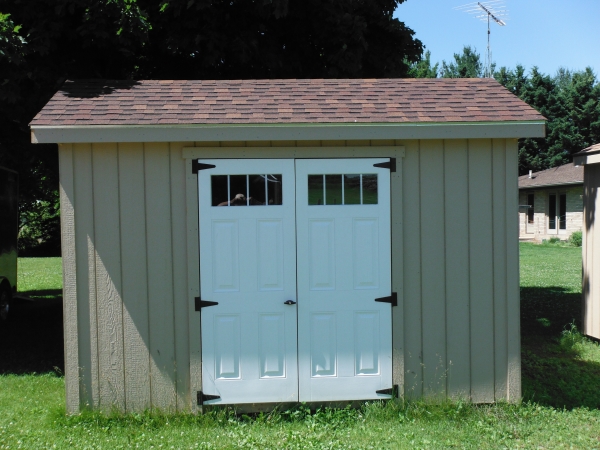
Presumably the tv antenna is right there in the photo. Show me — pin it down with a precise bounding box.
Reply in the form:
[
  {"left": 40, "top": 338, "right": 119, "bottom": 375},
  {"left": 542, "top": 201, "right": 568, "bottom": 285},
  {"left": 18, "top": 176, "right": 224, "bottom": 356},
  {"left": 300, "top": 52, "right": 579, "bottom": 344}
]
[{"left": 455, "top": 1, "right": 508, "bottom": 77}]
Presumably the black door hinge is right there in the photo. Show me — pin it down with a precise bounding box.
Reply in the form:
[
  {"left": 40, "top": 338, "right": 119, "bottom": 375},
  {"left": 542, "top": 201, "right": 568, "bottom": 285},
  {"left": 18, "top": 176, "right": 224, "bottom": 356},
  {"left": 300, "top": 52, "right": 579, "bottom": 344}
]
[
  {"left": 195, "top": 297, "right": 218, "bottom": 311},
  {"left": 197, "top": 391, "right": 221, "bottom": 404},
  {"left": 375, "top": 292, "right": 397, "bottom": 307},
  {"left": 192, "top": 161, "right": 216, "bottom": 174},
  {"left": 373, "top": 158, "right": 396, "bottom": 172},
  {"left": 376, "top": 385, "right": 398, "bottom": 398}
]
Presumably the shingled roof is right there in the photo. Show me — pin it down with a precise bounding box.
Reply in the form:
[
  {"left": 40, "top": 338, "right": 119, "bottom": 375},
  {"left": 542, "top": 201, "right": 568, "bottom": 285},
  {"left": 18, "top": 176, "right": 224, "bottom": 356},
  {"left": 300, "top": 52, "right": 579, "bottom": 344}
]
[
  {"left": 518, "top": 163, "right": 583, "bottom": 189},
  {"left": 30, "top": 78, "right": 545, "bottom": 127},
  {"left": 574, "top": 143, "right": 600, "bottom": 156}
]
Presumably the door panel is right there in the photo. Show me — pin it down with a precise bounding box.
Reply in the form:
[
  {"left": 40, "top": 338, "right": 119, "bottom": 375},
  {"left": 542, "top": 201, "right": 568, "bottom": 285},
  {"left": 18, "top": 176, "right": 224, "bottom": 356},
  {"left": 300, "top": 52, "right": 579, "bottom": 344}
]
[
  {"left": 296, "top": 159, "right": 393, "bottom": 402},
  {"left": 198, "top": 158, "right": 393, "bottom": 405},
  {"left": 199, "top": 160, "right": 298, "bottom": 405}
]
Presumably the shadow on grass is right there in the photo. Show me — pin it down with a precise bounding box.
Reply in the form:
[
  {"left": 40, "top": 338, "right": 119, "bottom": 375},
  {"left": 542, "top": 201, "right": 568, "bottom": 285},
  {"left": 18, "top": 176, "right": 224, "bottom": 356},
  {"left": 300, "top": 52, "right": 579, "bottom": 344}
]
[
  {"left": 0, "top": 291, "right": 64, "bottom": 375},
  {"left": 520, "top": 286, "right": 600, "bottom": 409}
]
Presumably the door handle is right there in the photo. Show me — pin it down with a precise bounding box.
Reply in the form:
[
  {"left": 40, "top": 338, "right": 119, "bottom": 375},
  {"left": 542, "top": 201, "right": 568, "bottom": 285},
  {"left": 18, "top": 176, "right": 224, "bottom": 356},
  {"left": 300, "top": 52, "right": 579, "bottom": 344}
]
[{"left": 284, "top": 300, "right": 297, "bottom": 305}]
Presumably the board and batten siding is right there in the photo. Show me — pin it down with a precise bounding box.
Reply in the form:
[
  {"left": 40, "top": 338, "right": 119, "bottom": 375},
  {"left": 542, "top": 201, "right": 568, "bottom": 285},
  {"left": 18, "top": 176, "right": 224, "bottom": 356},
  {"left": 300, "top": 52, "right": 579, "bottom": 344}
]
[
  {"left": 583, "top": 164, "right": 600, "bottom": 340},
  {"left": 59, "top": 138, "right": 520, "bottom": 413}
]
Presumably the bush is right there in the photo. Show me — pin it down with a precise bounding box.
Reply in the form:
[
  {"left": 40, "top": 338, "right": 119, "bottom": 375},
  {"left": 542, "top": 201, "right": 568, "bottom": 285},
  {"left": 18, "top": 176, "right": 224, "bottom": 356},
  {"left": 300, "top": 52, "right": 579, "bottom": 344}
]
[{"left": 569, "top": 230, "right": 582, "bottom": 247}]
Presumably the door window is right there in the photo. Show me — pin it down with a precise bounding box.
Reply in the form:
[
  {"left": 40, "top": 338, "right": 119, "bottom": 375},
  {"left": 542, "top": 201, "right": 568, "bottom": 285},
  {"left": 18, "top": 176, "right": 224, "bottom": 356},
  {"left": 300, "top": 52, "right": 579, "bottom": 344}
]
[
  {"left": 211, "top": 174, "right": 283, "bottom": 206},
  {"left": 307, "top": 174, "right": 378, "bottom": 205}
]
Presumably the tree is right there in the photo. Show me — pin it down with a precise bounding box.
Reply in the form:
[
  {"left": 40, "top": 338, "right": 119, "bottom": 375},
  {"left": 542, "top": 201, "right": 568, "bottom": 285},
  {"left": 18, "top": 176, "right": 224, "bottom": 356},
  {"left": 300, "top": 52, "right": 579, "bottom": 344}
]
[
  {"left": 495, "top": 65, "right": 600, "bottom": 174},
  {"left": 407, "top": 50, "right": 438, "bottom": 78},
  {"left": 440, "top": 45, "right": 484, "bottom": 78},
  {"left": 0, "top": 0, "right": 424, "bottom": 255}
]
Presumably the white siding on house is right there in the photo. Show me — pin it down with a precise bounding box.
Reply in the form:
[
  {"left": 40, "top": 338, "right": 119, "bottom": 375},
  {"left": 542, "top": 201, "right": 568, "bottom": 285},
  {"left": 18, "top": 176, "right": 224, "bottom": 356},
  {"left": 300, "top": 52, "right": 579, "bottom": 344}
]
[
  {"left": 60, "top": 138, "right": 521, "bottom": 412},
  {"left": 584, "top": 165, "right": 600, "bottom": 340}
]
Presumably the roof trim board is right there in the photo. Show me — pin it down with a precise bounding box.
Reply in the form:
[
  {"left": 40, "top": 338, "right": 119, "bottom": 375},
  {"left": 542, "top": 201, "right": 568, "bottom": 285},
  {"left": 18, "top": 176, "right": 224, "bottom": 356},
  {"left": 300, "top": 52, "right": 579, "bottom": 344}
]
[{"left": 31, "top": 121, "right": 546, "bottom": 144}]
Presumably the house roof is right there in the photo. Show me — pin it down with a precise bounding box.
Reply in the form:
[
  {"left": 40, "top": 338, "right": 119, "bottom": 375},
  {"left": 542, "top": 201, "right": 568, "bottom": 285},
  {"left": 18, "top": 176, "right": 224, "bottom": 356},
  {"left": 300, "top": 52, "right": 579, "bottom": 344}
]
[
  {"left": 574, "top": 143, "right": 600, "bottom": 156},
  {"left": 31, "top": 78, "right": 545, "bottom": 127},
  {"left": 518, "top": 163, "right": 583, "bottom": 189}
]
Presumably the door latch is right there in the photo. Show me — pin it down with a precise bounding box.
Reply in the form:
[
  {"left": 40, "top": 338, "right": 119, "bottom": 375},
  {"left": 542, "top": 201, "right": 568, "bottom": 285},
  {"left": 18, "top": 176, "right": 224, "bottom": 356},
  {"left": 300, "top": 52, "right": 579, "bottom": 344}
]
[{"left": 284, "top": 300, "right": 297, "bottom": 305}]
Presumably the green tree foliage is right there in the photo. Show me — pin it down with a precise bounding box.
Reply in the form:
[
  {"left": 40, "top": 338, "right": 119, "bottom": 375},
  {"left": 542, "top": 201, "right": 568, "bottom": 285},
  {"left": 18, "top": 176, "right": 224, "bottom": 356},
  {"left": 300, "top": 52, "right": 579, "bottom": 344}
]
[
  {"left": 407, "top": 50, "right": 438, "bottom": 78},
  {"left": 0, "top": 0, "right": 423, "bottom": 255},
  {"left": 440, "top": 45, "right": 484, "bottom": 78},
  {"left": 495, "top": 65, "right": 600, "bottom": 174}
]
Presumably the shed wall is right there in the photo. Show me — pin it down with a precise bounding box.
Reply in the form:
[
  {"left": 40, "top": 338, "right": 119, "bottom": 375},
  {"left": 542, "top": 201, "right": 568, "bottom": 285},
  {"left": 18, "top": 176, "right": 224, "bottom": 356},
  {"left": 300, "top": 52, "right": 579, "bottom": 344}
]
[
  {"left": 583, "top": 165, "right": 600, "bottom": 339},
  {"left": 60, "top": 138, "right": 520, "bottom": 413}
]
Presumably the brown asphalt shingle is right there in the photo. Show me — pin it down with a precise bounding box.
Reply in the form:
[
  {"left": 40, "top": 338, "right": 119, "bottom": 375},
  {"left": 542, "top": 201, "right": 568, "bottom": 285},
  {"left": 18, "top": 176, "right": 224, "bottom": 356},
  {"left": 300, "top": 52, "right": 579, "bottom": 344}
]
[
  {"left": 574, "top": 143, "right": 600, "bottom": 155},
  {"left": 30, "top": 78, "right": 546, "bottom": 127},
  {"left": 518, "top": 163, "right": 583, "bottom": 189}
]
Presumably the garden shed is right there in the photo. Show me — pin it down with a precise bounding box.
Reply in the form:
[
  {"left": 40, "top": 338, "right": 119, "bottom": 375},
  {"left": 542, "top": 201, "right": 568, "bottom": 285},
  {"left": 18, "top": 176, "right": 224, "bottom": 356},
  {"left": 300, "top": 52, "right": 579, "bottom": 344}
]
[
  {"left": 30, "top": 78, "right": 546, "bottom": 414},
  {"left": 573, "top": 143, "right": 600, "bottom": 340}
]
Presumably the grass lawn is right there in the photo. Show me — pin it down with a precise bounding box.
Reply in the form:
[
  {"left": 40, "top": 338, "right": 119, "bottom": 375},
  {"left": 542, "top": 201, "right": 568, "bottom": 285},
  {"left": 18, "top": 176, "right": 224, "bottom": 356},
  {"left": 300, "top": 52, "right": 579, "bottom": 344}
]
[{"left": 1, "top": 249, "right": 600, "bottom": 449}]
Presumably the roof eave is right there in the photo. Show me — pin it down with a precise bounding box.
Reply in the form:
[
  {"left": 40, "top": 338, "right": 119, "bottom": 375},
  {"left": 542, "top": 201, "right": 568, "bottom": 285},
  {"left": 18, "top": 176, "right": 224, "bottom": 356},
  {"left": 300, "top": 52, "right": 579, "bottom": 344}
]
[
  {"left": 31, "top": 121, "right": 546, "bottom": 144},
  {"left": 518, "top": 181, "right": 583, "bottom": 190}
]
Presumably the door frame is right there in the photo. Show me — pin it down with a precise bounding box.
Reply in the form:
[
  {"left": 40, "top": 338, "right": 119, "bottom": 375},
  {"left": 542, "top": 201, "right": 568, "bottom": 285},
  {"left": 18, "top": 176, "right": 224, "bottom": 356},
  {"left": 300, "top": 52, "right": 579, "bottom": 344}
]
[{"left": 183, "top": 145, "right": 405, "bottom": 411}]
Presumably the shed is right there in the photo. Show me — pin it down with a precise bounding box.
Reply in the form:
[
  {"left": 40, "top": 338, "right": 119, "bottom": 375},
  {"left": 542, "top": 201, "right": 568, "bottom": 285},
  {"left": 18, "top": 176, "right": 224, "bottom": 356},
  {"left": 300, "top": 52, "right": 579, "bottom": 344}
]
[
  {"left": 573, "top": 143, "right": 600, "bottom": 340},
  {"left": 518, "top": 163, "right": 583, "bottom": 241},
  {"left": 30, "top": 78, "right": 546, "bottom": 413}
]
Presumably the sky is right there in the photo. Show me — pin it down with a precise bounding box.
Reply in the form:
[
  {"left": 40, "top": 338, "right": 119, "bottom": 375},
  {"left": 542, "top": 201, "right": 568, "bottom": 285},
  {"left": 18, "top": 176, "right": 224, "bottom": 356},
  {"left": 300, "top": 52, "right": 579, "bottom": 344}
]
[{"left": 395, "top": 0, "right": 600, "bottom": 77}]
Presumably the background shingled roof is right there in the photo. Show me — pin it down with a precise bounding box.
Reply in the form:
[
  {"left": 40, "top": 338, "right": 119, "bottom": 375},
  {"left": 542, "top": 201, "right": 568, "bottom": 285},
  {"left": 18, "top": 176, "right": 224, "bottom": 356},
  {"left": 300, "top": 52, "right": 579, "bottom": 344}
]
[
  {"left": 518, "top": 163, "right": 583, "bottom": 189},
  {"left": 31, "top": 78, "right": 546, "bottom": 127}
]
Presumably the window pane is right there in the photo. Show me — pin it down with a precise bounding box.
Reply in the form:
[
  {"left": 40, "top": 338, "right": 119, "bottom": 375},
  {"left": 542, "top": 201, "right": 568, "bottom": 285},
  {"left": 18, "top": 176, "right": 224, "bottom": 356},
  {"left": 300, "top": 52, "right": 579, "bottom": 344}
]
[
  {"left": 527, "top": 193, "right": 534, "bottom": 224},
  {"left": 248, "top": 174, "right": 267, "bottom": 205},
  {"left": 211, "top": 175, "right": 229, "bottom": 206},
  {"left": 325, "top": 174, "right": 343, "bottom": 205},
  {"left": 308, "top": 175, "right": 324, "bottom": 205},
  {"left": 549, "top": 194, "right": 556, "bottom": 229},
  {"left": 344, "top": 174, "right": 361, "bottom": 204},
  {"left": 559, "top": 193, "right": 566, "bottom": 230},
  {"left": 267, "top": 174, "right": 283, "bottom": 205},
  {"left": 362, "top": 174, "right": 378, "bottom": 204},
  {"left": 228, "top": 175, "right": 248, "bottom": 205}
]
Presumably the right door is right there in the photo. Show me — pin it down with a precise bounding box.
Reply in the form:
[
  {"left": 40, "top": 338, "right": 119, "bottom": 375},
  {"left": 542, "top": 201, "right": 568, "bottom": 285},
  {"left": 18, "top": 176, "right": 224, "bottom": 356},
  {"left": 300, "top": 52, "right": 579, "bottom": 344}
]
[{"left": 295, "top": 159, "right": 393, "bottom": 402}]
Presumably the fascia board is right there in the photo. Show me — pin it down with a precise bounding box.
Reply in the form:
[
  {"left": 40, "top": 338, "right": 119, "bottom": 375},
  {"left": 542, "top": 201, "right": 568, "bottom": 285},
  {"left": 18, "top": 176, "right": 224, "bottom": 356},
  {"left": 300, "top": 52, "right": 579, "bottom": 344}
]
[
  {"left": 574, "top": 153, "right": 600, "bottom": 166},
  {"left": 518, "top": 181, "right": 583, "bottom": 190},
  {"left": 31, "top": 121, "right": 546, "bottom": 144}
]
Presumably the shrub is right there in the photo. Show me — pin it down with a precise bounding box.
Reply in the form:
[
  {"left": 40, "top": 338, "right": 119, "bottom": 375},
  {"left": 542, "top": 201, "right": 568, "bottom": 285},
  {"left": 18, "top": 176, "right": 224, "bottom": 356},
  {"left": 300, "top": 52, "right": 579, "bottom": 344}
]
[{"left": 568, "top": 230, "right": 582, "bottom": 247}]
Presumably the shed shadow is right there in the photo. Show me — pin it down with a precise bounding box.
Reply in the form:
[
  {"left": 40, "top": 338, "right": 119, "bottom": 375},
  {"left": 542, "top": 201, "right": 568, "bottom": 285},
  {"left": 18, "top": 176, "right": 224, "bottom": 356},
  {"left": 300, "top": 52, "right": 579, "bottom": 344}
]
[
  {"left": 60, "top": 79, "right": 141, "bottom": 98},
  {"left": 520, "top": 285, "right": 600, "bottom": 410},
  {"left": 0, "top": 294, "right": 64, "bottom": 375}
]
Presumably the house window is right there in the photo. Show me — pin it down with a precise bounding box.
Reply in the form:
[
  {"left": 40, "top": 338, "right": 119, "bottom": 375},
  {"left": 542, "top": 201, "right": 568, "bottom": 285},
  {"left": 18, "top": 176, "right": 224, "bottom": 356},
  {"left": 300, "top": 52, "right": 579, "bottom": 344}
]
[
  {"left": 548, "top": 192, "right": 567, "bottom": 230},
  {"left": 211, "top": 174, "right": 283, "bottom": 206},
  {"left": 307, "top": 174, "right": 378, "bottom": 205},
  {"left": 527, "top": 193, "right": 534, "bottom": 224}
]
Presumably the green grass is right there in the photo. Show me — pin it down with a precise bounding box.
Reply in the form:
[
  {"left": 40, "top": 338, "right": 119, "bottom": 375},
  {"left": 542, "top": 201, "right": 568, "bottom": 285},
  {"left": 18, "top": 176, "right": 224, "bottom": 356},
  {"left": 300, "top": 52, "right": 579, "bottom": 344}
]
[
  {"left": 2, "top": 249, "right": 600, "bottom": 448},
  {"left": 17, "top": 257, "right": 62, "bottom": 299}
]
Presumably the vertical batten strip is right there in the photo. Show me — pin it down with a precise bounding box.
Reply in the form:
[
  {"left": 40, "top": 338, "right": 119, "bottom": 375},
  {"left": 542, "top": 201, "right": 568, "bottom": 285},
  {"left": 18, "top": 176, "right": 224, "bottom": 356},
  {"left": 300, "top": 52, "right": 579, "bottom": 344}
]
[
  {"left": 468, "top": 139, "right": 495, "bottom": 403},
  {"left": 419, "top": 140, "right": 447, "bottom": 397},
  {"left": 505, "top": 139, "right": 521, "bottom": 401},
  {"left": 186, "top": 157, "right": 202, "bottom": 413},
  {"left": 118, "top": 142, "right": 151, "bottom": 412},
  {"left": 444, "top": 139, "right": 471, "bottom": 399},
  {"left": 170, "top": 143, "right": 192, "bottom": 411},
  {"left": 492, "top": 139, "right": 509, "bottom": 400},
  {"left": 92, "top": 143, "right": 126, "bottom": 410},
  {"left": 59, "top": 144, "right": 80, "bottom": 413},
  {"left": 144, "top": 142, "right": 177, "bottom": 412},
  {"left": 403, "top": 141, "right": 423, "bottom": 397},
  {"left": 73, "top": 144, "right": 99, "bottom": 408},
  {"left": 391, "top": 143, "right": 405, "bottom": 396}
]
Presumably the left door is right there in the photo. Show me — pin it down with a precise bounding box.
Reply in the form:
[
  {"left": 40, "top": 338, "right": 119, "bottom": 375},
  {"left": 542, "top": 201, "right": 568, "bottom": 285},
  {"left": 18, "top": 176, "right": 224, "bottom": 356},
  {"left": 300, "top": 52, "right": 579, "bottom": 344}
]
[{"left": 198, "top": 159, "right": 298, "bottom": 405}]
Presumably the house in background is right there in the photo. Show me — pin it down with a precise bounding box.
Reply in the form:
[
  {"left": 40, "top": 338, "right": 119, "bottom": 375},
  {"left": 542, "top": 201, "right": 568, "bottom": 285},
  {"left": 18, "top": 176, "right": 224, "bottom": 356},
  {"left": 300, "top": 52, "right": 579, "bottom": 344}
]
[{"left": 518, "top": 163, "right": 583, "bottom": 241}]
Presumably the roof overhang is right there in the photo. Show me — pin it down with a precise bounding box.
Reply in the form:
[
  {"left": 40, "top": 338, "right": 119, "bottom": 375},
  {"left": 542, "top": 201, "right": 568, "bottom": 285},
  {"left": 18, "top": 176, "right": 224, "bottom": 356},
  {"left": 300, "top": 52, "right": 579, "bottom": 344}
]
[
  {"left": 573, "top": 151, "right": 600, "bottom": 166},
  {"left": 31, "top": 121, "right": 546, "bottom": 144},
  {"left": 518, "top": 181, "right": 583, "bottom": 190}
]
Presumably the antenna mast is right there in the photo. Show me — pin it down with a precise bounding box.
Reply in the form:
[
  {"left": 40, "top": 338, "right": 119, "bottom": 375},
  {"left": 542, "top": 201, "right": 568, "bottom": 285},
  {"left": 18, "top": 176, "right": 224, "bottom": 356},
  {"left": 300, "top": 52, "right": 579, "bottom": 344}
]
[{"left": 455, "top": 1, "right": 508, "bottom": 77}]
